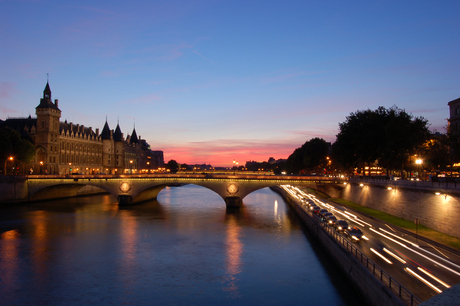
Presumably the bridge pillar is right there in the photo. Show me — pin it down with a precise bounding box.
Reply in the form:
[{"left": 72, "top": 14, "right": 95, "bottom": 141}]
[
  {"left": 225, "top": 196, "right": 242, "bottom": 208},
  {"left": 117, "top": 195, "right": 133, "bottom": 205}
]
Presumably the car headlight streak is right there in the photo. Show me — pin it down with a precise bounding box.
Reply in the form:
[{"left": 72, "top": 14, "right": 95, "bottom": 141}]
[{"left": 369, "top": 228, "right": 460, "bottom": 277}]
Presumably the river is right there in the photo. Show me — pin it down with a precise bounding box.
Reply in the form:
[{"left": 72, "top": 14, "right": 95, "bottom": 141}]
[{"left": 0, "top": 185, "right": 367, "bottom": 305}]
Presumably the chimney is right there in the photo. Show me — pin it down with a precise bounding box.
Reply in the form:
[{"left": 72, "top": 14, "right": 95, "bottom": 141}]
[
  {"left": 54, "top": 99, "right": 58, "bottom": 108},
  {"left": 96, "top": 128, "right": 99, "bottom": 136}
]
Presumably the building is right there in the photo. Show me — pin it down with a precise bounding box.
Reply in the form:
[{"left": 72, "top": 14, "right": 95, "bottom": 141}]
[
  {"left": 1, "top": 82, "right": 164, "bottom": 175},
  {"left": 448, "top": 97, "right": 460, "bottom": 134}
]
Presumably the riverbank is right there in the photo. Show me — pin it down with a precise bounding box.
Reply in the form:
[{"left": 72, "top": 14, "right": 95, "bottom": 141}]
[
  {"left": 271, "top": 186, "right": 410, "bottom": 306},
  {"left": 305, "top": 187, "right": 460, "bottom": 252}
]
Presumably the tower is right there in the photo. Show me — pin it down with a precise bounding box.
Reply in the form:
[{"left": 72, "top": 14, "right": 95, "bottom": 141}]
[
  {"left": 113, "top": 122, "right": 125, "bottom": 173},
  {"left": 35, "top": 81, "right": 61, "bottom": 174}
]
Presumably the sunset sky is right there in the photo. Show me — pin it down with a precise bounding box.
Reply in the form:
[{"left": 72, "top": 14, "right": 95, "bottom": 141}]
[{"left": 1, "top": 1, "right": 459, "bottom": 167}]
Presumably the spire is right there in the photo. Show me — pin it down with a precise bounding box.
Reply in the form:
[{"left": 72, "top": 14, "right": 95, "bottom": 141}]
[
  {"left": 130, "top": 127, "right": 139, "bottom": 144},
  {"left": 100, "top": 120, "right": 111, "bottom": 140},
  {"left": 36, "top": 80, "right": 59, "bottom": 110},
  {"left": 43, "top": 81, "right": 51, "bottom": 99},
  {"left": 113, "top": 122, "right": 123, "bottom": 142}
]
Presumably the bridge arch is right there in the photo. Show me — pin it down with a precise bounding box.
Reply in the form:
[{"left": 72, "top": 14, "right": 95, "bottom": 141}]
[
  {"left": 30, "top": 183, "right": 110, "bottom": 202},
  {"left": 25, "top": 174, "right": 347, "bottom": 207}
]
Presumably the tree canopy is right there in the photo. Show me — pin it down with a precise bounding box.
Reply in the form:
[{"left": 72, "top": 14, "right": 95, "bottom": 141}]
[
  {"left": 331, "top": 106, "right": 430, "bottom": 175},
  {"left": 0, "top": 127, "right": 36, "bottom": 174},
  {"left": 166, "top": 159, "right": 179, "bottom": 173},
  {"left": 286, "top": 137, "right": 329, "bottom": 174}
]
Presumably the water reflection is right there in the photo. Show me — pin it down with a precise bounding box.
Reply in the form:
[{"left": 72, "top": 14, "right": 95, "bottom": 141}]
[
  {"left": 118, "top": 209, "right": 139, "bottom": 292},
  {"left": 223, "top": 213, "right": 243, "bottom": 296},
  {"left": 0, "top": 186, "right": 366, "bottom": 305},
  {"left": 0, "top": 229, "right": 20, "bottom": 295}
]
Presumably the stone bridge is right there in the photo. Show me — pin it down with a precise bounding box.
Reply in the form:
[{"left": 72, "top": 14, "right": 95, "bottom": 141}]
[{"left": 26, "top": 174, "right": 347, "bottom": 207}]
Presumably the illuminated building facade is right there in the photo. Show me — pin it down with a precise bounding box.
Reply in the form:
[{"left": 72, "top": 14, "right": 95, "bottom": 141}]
[{"left": 1, "top": 82, "right": 163, "bottom": 174}]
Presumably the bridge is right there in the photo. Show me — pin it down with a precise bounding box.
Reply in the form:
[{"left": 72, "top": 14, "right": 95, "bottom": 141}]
[{"left": 26, "top": 174, "right": 347, "bottom": 207}]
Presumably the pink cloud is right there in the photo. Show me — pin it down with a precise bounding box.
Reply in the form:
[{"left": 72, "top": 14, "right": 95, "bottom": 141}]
[
  {"left": 0, "top": 82, "right": 17, "bottom": 99},
  {"left": 0, "top": 106, "right": 20, "bottom": 117}
]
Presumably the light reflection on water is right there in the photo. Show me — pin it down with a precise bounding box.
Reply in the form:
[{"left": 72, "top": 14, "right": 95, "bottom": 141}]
[{"left": 0, "top": 185, "right": 366, "bottom": 305}]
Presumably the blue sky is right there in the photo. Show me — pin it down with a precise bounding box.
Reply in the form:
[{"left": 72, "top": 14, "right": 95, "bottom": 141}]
[{"left": 1, "top": 0, "right": 459, "bottom": 166}]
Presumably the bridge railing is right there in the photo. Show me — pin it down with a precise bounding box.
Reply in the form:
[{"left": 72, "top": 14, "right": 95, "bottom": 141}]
[
  {"left": 23, "top": 173, "right": 347, "bottom": 182},
  {"left": 349, "top": 176, "right": 460, "bottom": 192},
  {"left": 296, "top": 198, "right": 422, "bottom": 306}
]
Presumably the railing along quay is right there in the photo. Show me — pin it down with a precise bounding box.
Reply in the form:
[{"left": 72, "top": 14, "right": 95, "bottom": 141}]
[
  {"left": 349, "top": 176, "right": 460, "bottom": 192},
  {"left": 293, "top": 195, "right": 422, "bottom": 306}
]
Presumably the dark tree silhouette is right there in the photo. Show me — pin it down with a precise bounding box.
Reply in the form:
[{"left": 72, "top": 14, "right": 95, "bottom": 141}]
[
  {"left": 332, "top": 106, "right": 430, "bottom": 176},
  {"left": 0, "top": 127, "right": 36, "bottom": 174}
]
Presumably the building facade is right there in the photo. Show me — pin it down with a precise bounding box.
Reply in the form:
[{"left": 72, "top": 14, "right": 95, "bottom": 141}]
[
  {"left": 448, "top": 97, "right": 460, "bottom": 134},
  {"left": 1, "top": 82, "right": 164, "bottom": 175}
]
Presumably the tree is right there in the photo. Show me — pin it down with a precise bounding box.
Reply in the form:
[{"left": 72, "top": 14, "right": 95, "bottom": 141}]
[
  {"left": 0, "top": 127, "right": 36, "bottom": 174},
  {"left": 287, "top": 138, "right": 329, "bottom": 174},
  {"left": 420, "top": 134, "right": 449, "bottom": 173},
  {"left": 332, "top": 106, "right": 430, "bottom": 176},
  {"left": 166, "top": 159, "right": 179, "bottom": 173}
]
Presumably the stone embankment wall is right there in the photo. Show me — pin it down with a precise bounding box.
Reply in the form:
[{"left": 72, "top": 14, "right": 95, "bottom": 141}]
[
  {"left": 316, "top": 183, "right": 460, "bottom": 239},
  {"left": 0, "top": 177, "right": 107, "bottom": 205},
  {"left": 272, "top": 186, "right": 405, "bottom": 306}
]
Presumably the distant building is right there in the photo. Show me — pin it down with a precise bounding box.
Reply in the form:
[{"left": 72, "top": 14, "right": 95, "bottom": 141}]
[
  {"left": 448, "top": 97, "right": 460, "bottom": 134},
  {"left": 1, "top": 81, "right": 164, "bottom": 175}
]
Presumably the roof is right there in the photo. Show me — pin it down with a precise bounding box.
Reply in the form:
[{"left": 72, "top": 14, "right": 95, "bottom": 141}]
[
  {"left": 60, "top": 121, "right": 98, "bottom": 138},
  {"left": 448, "top": 97, "right": 460, "bottom": 106},
  {"left": 130, "top": 128, "right": 139, "bottom": 143},
  {"left": 113, "top": 124, "right": 123, "bottom": 142},
  {"left": 36, "top": 82, "right": 60, "bottom": 111},
  {"left": 100, "top": 121, "right": 111, "bottom": 140}
]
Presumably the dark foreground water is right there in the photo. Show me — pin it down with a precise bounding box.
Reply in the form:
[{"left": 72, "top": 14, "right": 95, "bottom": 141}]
[{"left": 0, "top": 185, "right": 366, "bottom": 305}]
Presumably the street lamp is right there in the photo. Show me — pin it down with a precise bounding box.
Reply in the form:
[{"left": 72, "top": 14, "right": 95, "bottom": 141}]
[
  {"left": 233, "top": 160, "right": 238, "bottom": 174},
  {"left": 4, "top": 156, "right": 14, "bottom": 175},
  {"left": 39, "top": 160, "right": 43, "bottom": 174},
  {"left": 416, "top": 158, "right": 423, "bottom": 180}
]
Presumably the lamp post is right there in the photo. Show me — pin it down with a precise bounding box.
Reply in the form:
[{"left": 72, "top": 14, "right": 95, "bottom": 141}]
[
  {"left": 4, "top": 156, "right": 14, "bottom": 176},
  {"left": 40, "top": 161, "right": 44, "bottom": 175},
  {"left": 233, "top": 160, "right": 238, "bottom": 174},
  {"left": 416, "top": 158, "right": 423, "bottom": 180},
  {"left": 130, "top": 160, "right": 133, "bottom": 174}
]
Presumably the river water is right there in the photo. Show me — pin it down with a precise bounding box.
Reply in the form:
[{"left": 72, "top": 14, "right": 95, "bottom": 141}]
[{"left": 0, "top": 185, "right": 366, "bottom": 305}]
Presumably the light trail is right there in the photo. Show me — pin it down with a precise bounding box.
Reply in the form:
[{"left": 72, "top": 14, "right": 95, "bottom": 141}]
[
  {"left": 427, "top": 243, "right": 450, "bottom": 259},
  {"left": 417, "top": 267, "right": 451, "bottom": 288},
  {"left": 379, "top": 228, "right": 419, "bottom": 247},
  {"left": 385, "top": 224, "right": 396, "bottom": 233},
  {"left": 405, "top": 268, "right": 442, "bottom": 293},
  {"left": 343, "top": 211, "right": 372, "bottom": 227},
  {"left": 369, "top": 228, "right": 460, "bottom": 277},
  {"left": 383, "top": 248, "right": 406, "bottom": 264},
  {"left": 370, "top": 248, "right": 392, "bottom": 264}
]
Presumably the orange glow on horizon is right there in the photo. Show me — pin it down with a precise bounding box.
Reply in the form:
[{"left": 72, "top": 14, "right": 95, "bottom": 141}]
[{"left": 161, "top": 144, "right": 293, "bottom": 167}]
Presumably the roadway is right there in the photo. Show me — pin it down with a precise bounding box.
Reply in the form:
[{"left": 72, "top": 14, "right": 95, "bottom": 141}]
[{"left": 282, "top": 185, "right": 460, "bottom": 303}]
